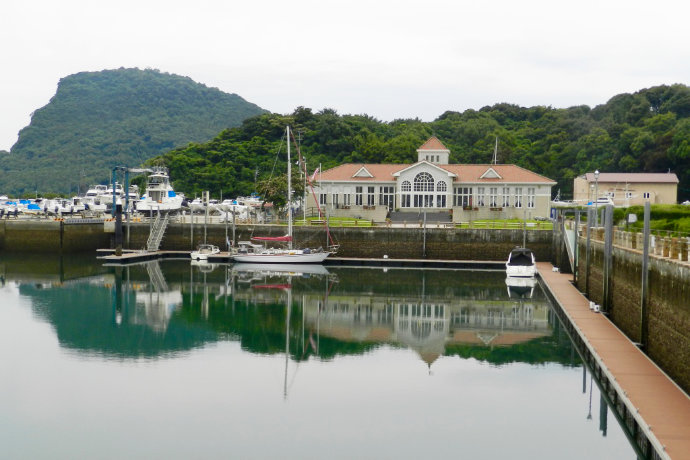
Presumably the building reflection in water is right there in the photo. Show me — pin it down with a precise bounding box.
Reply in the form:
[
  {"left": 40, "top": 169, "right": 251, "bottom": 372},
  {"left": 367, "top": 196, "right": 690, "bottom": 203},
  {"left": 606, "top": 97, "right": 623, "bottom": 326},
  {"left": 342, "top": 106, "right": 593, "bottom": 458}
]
[{"left": 233, "top": 267, "right": 551, "bottom": 368}]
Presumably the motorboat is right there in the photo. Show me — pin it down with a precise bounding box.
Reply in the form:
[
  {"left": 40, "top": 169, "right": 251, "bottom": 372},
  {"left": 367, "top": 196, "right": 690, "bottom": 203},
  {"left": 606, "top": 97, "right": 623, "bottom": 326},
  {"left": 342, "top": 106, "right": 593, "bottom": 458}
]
[
  {"left": 136, "top": 167, "right": 184, "bottom": 214},
  {"left": 190, "top": 244, "right": 220, "bottom": 261},
  {"left": 232, "top": 126, "right": 335, "bottom": 264},
  {"left": 506, "top": 247, "right": 536, "bottom": 277}
]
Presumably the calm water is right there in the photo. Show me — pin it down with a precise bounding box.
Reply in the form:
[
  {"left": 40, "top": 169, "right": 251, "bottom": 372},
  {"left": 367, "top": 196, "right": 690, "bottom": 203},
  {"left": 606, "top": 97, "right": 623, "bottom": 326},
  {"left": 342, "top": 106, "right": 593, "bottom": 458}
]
[{"left": 0, "top": 255, "right": 636, "bottom": 459}]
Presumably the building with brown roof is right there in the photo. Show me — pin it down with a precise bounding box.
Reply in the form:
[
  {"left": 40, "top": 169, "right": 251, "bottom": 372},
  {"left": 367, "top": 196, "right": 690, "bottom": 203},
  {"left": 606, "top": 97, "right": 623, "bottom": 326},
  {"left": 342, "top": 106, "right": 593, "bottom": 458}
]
[
  {"left": 309, "top": 137, "right": 556, "bottom": 222},
  {"left": 573, "top": 172, "right": 679, "bottom": 206}
]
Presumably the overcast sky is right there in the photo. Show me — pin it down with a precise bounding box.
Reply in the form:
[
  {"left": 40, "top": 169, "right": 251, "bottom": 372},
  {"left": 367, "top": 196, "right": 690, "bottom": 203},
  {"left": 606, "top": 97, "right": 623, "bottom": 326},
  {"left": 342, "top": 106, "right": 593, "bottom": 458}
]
[{"left": 2, "top": 0, "right": 689, "bottom": 151}]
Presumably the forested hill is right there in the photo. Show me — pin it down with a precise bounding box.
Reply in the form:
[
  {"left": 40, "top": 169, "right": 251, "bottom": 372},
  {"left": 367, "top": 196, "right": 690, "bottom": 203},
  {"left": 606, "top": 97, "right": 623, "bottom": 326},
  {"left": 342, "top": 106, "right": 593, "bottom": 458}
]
[
  {"left": 154, "top": 84, "right": 690, "bottom": 201},
  {"left": 0, "top": 68, "right": 266, "bottom": 195}
]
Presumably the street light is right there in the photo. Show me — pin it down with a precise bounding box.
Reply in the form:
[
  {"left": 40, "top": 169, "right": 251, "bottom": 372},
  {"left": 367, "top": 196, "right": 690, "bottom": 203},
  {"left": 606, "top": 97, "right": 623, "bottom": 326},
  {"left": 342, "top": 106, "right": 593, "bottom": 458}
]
[{"left": 594, "top": 170, "right": 600, "bottom": 227}]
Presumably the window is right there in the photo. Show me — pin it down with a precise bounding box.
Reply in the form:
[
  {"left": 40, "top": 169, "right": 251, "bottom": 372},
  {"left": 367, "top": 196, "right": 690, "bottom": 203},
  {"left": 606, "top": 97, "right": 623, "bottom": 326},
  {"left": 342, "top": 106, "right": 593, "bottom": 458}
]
[
  {"left": 343, "top": 193, "right": 351, "bottom": 206},
  {"left": 319, "top": 193, "right": 327, "bottom": 205},
  {"left": 436, "top": 181, "right": 447, "bottom": 192},
  {"left": 332, "top": 193, "right": 339, "bottom": 207},
  {"left": 454, "top": 187, "right": 473, "bottom": 207},
  {"left": 477, "top": 187, "right": 485, "bottom": 207},
  {"left": 527, "top": 187, "right": 535, "bottom": 208},
  {"left": 514, "top": 187, "right": 523, "bottom": 208},
  {"left": 625, "top": 191, "right": 633, "bottom": 199},
  {"left": 643, "top": 192, "right": 650, "bottom": 199},
  {"left": 607, "top": 191, "right": 615, "bottom": 198},
  {"left": 436, "top": 194, "right": 446, "bottom": 207},
  {"left": 401, "top": 181, "right": 411, "bottom": 192},
  {"left": 367, "top": 186, "right": 375, "bottom": 206},
  {"left": 355, "top": 186, "right": 363, "bottom": 206},
  {"left": 379, "top": 186, "right": 394, "bottom": 210},
  {"left": 502, "top": 187, "right": 510, "bottom": 207},
  {"left": 489, "top": 187, "right": 498, "bottom": 207},
  {"left": 414, "top": 172, "right": 434, "bottom": 191}
]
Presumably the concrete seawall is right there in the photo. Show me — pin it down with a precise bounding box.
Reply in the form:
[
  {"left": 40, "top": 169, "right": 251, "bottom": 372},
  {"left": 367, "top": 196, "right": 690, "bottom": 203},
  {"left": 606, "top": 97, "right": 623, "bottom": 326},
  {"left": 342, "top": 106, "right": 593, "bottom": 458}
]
[{"left": 0, "top": 220, "right": 552, "bottom": 260}]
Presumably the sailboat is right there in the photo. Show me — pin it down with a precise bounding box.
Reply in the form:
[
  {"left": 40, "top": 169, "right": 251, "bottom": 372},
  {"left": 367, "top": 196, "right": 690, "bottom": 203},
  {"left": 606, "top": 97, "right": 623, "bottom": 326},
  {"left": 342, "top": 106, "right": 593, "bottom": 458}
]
[{"left": 232, "top": 126, "right": 334, "bottom": 264}]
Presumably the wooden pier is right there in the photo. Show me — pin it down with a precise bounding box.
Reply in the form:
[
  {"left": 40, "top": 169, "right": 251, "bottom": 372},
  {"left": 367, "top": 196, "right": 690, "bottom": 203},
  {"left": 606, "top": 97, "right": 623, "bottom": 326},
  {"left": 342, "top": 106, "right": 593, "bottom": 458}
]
[{"left": 538, "top": 262, "right": 690, "bottom": 460}]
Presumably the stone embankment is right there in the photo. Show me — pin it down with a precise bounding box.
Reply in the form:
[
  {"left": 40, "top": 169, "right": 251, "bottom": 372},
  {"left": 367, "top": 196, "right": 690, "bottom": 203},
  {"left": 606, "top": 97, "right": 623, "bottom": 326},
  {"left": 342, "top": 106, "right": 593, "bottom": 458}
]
[{"left": 0, "top": 219, "right": 552, "bottom": 261}]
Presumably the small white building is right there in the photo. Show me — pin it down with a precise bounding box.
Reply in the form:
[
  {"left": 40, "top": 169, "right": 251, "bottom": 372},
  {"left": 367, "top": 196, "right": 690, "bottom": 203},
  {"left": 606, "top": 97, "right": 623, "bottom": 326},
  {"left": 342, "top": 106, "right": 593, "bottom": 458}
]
[{"left": 308, "top": 137, "right": 556, "bottom": 222}]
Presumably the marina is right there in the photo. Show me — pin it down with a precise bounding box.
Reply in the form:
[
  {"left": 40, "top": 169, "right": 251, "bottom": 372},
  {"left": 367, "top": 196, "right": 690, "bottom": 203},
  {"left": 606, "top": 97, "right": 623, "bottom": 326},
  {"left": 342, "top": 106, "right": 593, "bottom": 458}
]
[{"left": 1, "top": 201, "right": 689, "bottom": 458}]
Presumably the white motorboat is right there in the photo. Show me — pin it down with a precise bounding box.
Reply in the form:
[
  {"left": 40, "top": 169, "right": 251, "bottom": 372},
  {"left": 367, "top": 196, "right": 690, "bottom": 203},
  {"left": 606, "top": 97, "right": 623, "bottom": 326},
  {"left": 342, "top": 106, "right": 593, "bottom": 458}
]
[
  {"left": 232, "top": 126, "right": 335, "bottom": 264},
  {"left": 506, "top": 247, "right": 537, "bottom": 277},
  {"left": 136, "top": 167, "right": 183, "bottom": 214},
  {"left": 190, "top": 244, "right": 220, "bottom": 261}
]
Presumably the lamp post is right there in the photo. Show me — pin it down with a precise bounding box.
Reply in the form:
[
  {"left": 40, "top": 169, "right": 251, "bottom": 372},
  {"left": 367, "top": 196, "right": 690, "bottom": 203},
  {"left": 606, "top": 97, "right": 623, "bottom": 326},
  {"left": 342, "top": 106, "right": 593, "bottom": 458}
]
[{"left": 594, "top": 170, "right": 600, "bottom": 227}]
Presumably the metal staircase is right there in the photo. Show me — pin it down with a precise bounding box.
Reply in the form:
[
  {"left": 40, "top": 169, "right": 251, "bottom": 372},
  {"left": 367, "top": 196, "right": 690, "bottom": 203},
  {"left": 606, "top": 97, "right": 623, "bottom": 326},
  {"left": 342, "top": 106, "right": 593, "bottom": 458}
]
[{"left": 146, "top": 213, "right": 169, "bottom": 252}]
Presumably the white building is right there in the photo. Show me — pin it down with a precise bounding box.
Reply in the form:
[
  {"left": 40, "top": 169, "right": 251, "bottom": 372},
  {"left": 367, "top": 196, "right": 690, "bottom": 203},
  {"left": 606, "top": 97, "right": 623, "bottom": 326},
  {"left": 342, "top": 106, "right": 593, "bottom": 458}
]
[{"left": 308, "top": 137, "right": 556, "bottom": 222}]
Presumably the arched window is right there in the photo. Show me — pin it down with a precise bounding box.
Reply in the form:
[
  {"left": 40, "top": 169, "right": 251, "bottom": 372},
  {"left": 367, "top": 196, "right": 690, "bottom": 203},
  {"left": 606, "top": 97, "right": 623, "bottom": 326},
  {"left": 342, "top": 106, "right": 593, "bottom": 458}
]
[
  {"left": 436, "top": 181, "right": 447, "bottom": 192},
  {"left": 413, "top": 172, "right": 434, "bottom": 191},
  {"left": 401, "top": 180, "right": 411, "bottom": 192}
]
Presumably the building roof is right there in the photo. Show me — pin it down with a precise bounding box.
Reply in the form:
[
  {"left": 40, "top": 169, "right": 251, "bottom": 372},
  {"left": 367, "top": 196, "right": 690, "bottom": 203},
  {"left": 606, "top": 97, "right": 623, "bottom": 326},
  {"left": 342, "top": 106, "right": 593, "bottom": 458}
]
[
  {"left": 318, "top": 163, "right": 403, "bottom": 182},
  {"left": 582, "top": 172, "right": 679, "bottom": 184},
  {"left": 417, "top": 136, "right": 448, "bottom": 151},
  {"left": 318, "top": 162, "right": 555, "bottom": 184}
]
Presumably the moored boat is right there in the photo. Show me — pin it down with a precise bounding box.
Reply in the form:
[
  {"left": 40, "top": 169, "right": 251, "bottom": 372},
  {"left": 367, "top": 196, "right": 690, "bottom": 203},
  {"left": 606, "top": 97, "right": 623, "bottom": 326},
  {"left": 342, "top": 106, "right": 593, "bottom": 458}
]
[
  {"left": 190, "top": 244, "right": 220, "bottom": 261},
  {"left": 232, "top": 126, "right": 335, "bottom": 264},
  {"left": 506, "top": 247, "right": 536, "bottom": 277},
  {"left": 136, "top": 167, "right": 183, "bottom": 214}
]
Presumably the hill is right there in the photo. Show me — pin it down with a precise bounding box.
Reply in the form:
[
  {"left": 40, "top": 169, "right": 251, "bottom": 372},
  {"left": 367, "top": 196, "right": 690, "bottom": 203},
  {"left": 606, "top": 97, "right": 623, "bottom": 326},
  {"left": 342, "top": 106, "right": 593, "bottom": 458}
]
[
  {"left": 0, "top": 68, "right": 266, "bottom": 195},
  {"left": 152, "top": 84, "right": 690, "bottom": 201}
]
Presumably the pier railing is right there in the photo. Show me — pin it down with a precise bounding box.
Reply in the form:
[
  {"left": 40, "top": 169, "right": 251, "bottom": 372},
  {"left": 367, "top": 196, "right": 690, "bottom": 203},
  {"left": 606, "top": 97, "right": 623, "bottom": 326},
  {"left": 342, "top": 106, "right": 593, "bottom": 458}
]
[{"left": 572, "top": 222, "right": 690, "bottom": 264}]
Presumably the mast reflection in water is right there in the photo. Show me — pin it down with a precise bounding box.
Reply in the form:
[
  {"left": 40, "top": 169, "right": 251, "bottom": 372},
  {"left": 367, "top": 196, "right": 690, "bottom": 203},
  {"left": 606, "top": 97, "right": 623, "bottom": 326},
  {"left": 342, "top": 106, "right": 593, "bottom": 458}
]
[{"left": 0, "top": 257, "right": 636, "bottom": 459}]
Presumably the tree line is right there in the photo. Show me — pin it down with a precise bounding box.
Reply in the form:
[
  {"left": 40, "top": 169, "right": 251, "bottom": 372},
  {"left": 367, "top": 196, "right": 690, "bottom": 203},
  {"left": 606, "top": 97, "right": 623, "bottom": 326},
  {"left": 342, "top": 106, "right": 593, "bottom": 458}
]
[{"left": 153, "top": 84, "right": 690, "bottom": 201}]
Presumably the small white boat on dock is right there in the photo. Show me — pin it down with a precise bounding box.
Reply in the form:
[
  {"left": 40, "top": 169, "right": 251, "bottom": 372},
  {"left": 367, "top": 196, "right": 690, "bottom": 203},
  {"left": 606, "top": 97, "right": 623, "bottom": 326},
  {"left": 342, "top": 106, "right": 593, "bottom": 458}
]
[{"left": 190, "top": 244, "right": 220, "bottom": 261}]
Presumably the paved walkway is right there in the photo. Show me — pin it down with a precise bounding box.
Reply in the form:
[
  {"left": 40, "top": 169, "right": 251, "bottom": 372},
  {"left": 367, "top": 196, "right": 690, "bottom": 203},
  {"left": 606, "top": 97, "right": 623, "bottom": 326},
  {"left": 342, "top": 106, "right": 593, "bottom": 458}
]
[{"left": 537, "top": 262, "right": 690, "bottom": 460}]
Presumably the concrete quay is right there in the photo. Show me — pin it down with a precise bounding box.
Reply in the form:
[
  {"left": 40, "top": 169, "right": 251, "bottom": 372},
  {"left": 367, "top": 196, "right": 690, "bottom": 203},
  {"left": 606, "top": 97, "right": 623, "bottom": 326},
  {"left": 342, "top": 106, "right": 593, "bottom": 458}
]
[{"left": 538, "top": 261, "right": 690, "bottom": 460}]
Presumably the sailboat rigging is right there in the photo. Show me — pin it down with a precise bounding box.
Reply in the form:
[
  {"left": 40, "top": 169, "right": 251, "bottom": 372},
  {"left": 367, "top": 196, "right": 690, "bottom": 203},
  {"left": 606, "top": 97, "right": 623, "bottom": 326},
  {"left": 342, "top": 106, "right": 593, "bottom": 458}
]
[{"left": 232, "top": 126, "right": 336, "bottom": 263}]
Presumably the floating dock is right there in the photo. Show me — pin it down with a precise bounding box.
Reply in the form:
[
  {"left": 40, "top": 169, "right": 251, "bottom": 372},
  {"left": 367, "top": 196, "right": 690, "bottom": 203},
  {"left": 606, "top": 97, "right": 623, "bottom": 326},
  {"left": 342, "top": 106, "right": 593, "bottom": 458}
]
[
  {"left": 538, "top": 261, "right": 690, "bottom": 460},
  {"left": 97, "top": 249, "right": 504, "bottom": 270}
]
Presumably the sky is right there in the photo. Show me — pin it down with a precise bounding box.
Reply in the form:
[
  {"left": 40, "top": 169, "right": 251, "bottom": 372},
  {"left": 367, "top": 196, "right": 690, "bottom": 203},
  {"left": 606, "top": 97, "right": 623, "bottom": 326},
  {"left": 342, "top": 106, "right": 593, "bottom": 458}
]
[{"left": 1, "top": 0, "right": 689, "bottom": 151}]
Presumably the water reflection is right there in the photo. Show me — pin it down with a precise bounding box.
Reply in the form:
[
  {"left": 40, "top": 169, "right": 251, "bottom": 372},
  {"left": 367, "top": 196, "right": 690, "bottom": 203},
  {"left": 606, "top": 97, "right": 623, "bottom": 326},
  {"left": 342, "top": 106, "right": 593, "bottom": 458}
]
[
  {"left": 0, "top": 255, "right": 638, "bottom": 459},
  {"left": 0, "top": 257, "right": 574, "bottom": 368}
]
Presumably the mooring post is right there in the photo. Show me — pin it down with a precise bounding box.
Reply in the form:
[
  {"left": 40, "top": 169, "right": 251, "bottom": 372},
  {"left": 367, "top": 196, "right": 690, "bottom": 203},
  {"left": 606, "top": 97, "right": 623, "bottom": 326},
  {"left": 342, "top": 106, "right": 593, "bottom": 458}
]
[
  {"left": 422, "top": 210, "right": 427, "bottom": 258},
  {"left": 641, "top": 201, "right": 650, "bottom": 349},
  {"left": 585, "top": 207, "right": 592, "bottom": 295},
  {"left": 599, "top": 393, "right": 608, "bottom": 437},
  {"left": 602, "top": 204, "right": 613, "bottom": 312},
  {"left": 574, "top": 210, "right": 581, "bottom": 284},
  {"left": 115, "top": 203, "right": 123, "bottom": 256}
]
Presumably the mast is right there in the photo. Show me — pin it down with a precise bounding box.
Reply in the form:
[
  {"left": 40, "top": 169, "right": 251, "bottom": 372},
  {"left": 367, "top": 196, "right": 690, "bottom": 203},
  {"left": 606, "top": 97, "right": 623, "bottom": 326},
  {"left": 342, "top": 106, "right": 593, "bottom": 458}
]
[
  {"left": 493, "top": 137, "right": 498, "bottom": 165},
  {"left": 287, "top": 126, "right": 293, "bottom": 249}
]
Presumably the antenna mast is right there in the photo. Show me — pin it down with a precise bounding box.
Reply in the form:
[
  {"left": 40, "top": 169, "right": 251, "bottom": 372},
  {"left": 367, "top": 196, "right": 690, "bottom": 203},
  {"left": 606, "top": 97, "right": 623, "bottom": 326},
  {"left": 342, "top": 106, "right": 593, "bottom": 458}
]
[{"left": 493, "top": 137, "right": 498, "bottom": 165}]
